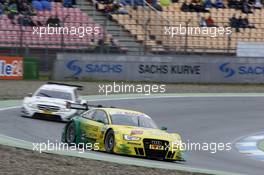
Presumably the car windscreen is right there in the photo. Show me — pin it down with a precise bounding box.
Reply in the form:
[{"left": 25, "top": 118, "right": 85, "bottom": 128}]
[
  {"left": 35, "top": 89, "right": 72, "bottom": 101},
  {"left": 110, "top": 113, "right": 158, "bottom": 129}
]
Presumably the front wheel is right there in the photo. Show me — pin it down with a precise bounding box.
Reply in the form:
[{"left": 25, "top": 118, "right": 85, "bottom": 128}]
[
  {"left": 65, "top": 122, "right": 76, "bottom": 145},
  {"left": 104, "top": 130, "right": 115, "bottom": 153}
]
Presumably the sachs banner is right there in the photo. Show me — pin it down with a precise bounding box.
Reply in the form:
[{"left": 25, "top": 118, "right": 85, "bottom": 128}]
[
  {"left": 0, "top": 56, "right": 23, "bottom": 80},
  {"left": 53, "top": 53, "right": 264, "bottom": 83}
]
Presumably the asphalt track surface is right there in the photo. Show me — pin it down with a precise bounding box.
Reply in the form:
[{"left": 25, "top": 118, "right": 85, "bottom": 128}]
[{"left": 0, "top": 97, "right": 264, "bottom": 175}]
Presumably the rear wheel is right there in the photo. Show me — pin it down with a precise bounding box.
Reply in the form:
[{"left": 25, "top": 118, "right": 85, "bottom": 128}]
[
  {"left": 104, "top": 130, "right": 115, "bottom": 153},
  {"left": 65, "top": 122, "right": 76, "bottom": 145}
]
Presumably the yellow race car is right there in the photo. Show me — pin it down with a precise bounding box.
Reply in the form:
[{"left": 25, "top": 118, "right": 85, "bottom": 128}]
[{"left": 61, "top": 103, "right": 184, "bottom": 161}]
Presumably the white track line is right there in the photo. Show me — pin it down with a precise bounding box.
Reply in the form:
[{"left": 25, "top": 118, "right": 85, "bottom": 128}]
[{"left": 0, "top": 106, "right": 20, "bottom": 111}]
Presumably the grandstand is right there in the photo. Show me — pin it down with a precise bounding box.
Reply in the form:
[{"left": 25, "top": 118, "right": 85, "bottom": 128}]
[
  {"left": 0, "top": 0, "right": 264, "bottom": 64},
  {"left": 0, "top": 2, "right": 105, "bottom": 49},
  {"left": 110, "top": 0, "right": 264, "bottom": 54}
]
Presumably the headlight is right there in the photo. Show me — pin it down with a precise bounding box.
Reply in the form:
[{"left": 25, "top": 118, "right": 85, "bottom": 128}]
[
  {"left": 123, "top": 134, "right": 141, "bottom": 141},
  {"left": 27, "top": 103, "right": 37, "bottom": 109}
]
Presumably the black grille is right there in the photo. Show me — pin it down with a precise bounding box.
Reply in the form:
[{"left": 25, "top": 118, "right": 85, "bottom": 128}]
[
  {"left": 33, "top": 113, "right": 62, "bottom": 121},
  {"left": 167, "top": 151, "right": 175, "bottom": 159},
  {"left": 134, "top": 148, "right": 139, "bottom": 155},
  {"left": 134, "top": 148, "right": 145, "bottom": 156},
  {"left": 37, "top": 104, "right": 60, "bottom": 112},
  {"left": 143, "top": 139, "right": 169, "bottom": 160},
  {"left": 167, "top": 151, "right": 172, "bottom": 158},
  {"left": 138, "top": 148, "right": 144, "bottom": 155}
]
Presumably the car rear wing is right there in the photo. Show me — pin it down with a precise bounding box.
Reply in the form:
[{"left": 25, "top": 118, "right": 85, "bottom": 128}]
[
  {"left": 47, "top": 82, "right": 83, "bottom": 90},
  {"left": 66, "top": 102, "right": 115, "bottom": 110}
]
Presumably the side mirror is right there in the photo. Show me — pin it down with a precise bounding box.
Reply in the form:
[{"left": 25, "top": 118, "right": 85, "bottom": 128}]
[
  {"left": 27, "top": 93, "right": 33, "bottom": 97},
  {"left": 161, "top": 126, "right": 167, "bottom": 131}
]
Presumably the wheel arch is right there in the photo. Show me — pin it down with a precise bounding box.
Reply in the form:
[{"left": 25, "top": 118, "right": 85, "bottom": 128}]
[
  {"left": 62, "top": 118, "right": 82, "bottom": 143},
  {"left": 104, "top": 128, "right": 114, "bottom": 143}
]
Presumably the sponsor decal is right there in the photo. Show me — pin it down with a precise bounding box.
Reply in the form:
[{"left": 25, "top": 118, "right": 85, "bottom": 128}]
[
  {"left": 0, "top": 56, "right": 23, "bottom": 80},
  {"left": 66, "top": 59, "right": 123, "bottom": 77},
  {"left": 131, "top": 130, "right": 144, "bottom": 135},
  {"left": 138, "top": 64, "right": 201, "bottom": 75},
  {"left": 151, "top": 140, "right": 162, "bottom": 145},
  {"left": 127, "top": 142, "right": 141, "bottom": 145},
  {"left": 66, "top": 60, "right": 82, "bottom": 76},
  {"left": 219, "top": 63, "right": 235, "bottom": 78},
  {"left": 219, "top": 62, "right": 264, "bottom": 78}
]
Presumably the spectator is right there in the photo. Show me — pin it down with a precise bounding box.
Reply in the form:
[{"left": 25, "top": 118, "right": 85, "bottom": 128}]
[
  {"left": 119, "top": 4, "right": 129, "bottom": 14},
  {"left": 17, "top": 14, "right": 38, "bottom": 26},
  {"left": 8, "top": 0, "right": 18, "bottom": 13},
  {"left": 189, "top": 0, "right": 208, "bottom": 12},
  {"left": 160, "top": 0, "right": 171, "bottom": 6},
  {"left": 89, "top": 38, "right": 97, "bottom": 50},
  {"left": 32, "top": 0, "right": 43, "bottom": 11},
  {"left": 111, "top": 1, "right": 120, "bottom": 11},
  {"left": 97, "top": 37, "right": 105, "bottom": 46},
  {"left": 17, "top": 0, "right": 24, "bottom": 12},
  {"left": 72, "top": 0, "right": 76, "bottom": 5},
  {"left": 242, "top": 0, "right": 253, "bottom": 13},
  {"left": 97, "top": 35, "right": 108, "bottom": 52},
  {"left": 18, "top": 1, "right": 36, "bottom": 15},
  {"left": 134, "top": 0, "right": 145, "bottom": 5},
  {"left": 237, "top": 15, "right": 244, "bottom": 27},
  {"left": 181, "top": 0, "right": 190, "bottom": 12},
  {"left": 214, "top": 0, "right": 225, "bottom": 8},
  {"left": 199, "top": 16, "right": 207, "bottom": 27},
  {"left": 63, "top": 0, "right": 73, "bottom": 8},
  {"left": 254, "top": 0, "right": 262, "bottom": 8},
  {"left": 240, "top": 16, "right": 255, "bottom": 28},
  {"left": 110, "top": 37, "right": 119, "bottom": 48},
  {"left": 229, "top": 14, "right": 240, "bottom": 32},
  {"left": 46, "top": 14, "right": 61, "bottom": 27},
  {"left": 228, "top": 0, "right": 242, "bottom": 9},
  {"left": 204, "top": 0, "right": 213, "bottom": 10},
  {"left": 0, "top": 3, "right": 3, "bottom": 15},
  {"left": 7, "top": 0, "right": 18, "bottom": 24},
  {"left": 104, "top": 4, "right": 113, "bottom": 13},
  {"left": 109, "top": 37, "right": 121, "bottom": 52},
  {"left": 98, "top": 0, "right": 114, "bottom": 4},
  {"left": 40, "top": 0, "right": 52, "bottom": 11},
  {"left": 206, "top": 15, "right": 218, "bottom": 27},
  {"left": 153, "top": 4, "right": 163, "bottom": 11},
  {"left": 112, "top": 3, "right": 128, "bottom": 14}
]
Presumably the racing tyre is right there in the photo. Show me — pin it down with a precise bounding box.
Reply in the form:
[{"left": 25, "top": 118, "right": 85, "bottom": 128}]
[
  {"left": 65, "top": 122, "right": 76, "bottom": 145},
  {"left": 104, "top": 130, "right": 115, "bottom": 153}
]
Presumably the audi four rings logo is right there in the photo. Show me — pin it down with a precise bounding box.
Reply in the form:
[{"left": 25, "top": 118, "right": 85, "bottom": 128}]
[
  {"left": 219, "top": 63, "right": 236, "bottom": 78},
  {"left": 151, "top": 140, "right": 162, "bottom": 145}
]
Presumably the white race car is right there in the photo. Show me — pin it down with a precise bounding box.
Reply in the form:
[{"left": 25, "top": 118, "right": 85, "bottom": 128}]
[{"left": 21, "top": 82, "right": 84, "bottom": 121}]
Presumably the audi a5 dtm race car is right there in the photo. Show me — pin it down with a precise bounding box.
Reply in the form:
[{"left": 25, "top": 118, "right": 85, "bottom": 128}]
[
  {"left": 21, "top": 82, "right": 85, "bottom": 121},
  {"left": 61, "top": 102, "right": 184, "bottom": 161}
]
